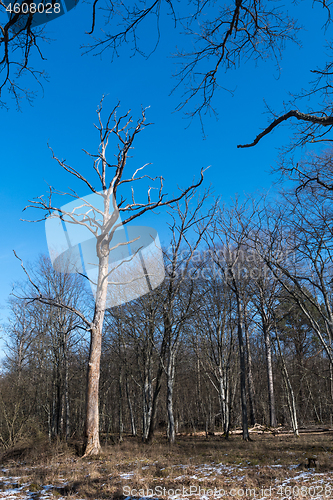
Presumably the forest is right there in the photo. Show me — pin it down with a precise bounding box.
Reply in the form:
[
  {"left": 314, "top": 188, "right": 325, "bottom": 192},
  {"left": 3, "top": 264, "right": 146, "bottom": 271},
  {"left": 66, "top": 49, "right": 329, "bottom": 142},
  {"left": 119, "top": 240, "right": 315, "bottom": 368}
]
[
  {"left": 2, "top": 0, "right": 333, "bottom": 497},
  {"left": 1, "top": 159, "right": 333, "bottom": 452}
]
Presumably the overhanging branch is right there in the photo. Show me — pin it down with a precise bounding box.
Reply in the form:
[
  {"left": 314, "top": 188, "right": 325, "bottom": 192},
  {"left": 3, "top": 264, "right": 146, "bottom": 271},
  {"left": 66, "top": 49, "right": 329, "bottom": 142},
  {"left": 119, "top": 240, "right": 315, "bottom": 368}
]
[{"left": 237, "top": 110, "right": 333, "bottom": 148}]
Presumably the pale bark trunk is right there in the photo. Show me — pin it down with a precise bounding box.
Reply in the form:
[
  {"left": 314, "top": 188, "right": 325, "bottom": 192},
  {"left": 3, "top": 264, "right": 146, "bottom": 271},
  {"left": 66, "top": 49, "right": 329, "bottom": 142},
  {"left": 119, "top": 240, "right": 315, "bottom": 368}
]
[
  {"left": 263, "top": 322, "right": 277, "bottom": 427},
  {"left": 218, "top": 371, "right": 230, "bottom": 437},
  {"left": 238, "top": 320, "right": 249, "bottom": 440},
  {"left": 244, "top": 314, "right": 256, "bottom": 426},
  {"left": 167, "top": 353, "right": 176, "bottom": 444},
  {"left": 283, "top": 367, "right": 299, "bottom": 436},
  {"left": 142, "top": 365, "right": 152, "bottom": 441},
  {"left": 83, "top": 253, "right": 109, "bottom": 456},
  {"left": 275, "top": 330, "right": 298, "bottom": 436},
  {"left": 84, "top": 323, "right": 103, "bottom": 455}
]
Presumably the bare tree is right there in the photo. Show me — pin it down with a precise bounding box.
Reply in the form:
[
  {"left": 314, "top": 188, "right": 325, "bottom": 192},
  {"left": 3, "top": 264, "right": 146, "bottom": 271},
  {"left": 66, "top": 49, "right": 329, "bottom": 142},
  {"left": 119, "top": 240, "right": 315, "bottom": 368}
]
[
  {"left": 191, "top": 263, "right": 236, "bottom": 437},
  {"left": 208, "top": 203, "right": 257, "bottom": 441},
  {"left": 246, "top": 252, "right": 280, "bottom": 428},
  {"left": 18, "top": 99, "right": 205, "bottom": 455},
  {"left": 151, "top": 191, "right": 215, "bottom": 443},
  {"left": 104, "top": 295, "right": 162, "bottom": 442}
]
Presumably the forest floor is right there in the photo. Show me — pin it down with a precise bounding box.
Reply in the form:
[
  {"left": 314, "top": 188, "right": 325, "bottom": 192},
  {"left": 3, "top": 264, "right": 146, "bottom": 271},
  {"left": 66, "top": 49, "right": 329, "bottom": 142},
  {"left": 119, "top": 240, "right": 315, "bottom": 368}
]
[{"left": 0, "top": 428, "right": 333, "bottom": 499}]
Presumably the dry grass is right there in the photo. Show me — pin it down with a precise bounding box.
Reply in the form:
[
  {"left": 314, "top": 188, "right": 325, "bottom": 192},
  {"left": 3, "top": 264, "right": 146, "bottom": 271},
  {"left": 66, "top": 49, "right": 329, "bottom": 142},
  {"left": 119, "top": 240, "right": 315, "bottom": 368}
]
[{"left": 0, "top": 431, "right": 333, "bottom": 499}]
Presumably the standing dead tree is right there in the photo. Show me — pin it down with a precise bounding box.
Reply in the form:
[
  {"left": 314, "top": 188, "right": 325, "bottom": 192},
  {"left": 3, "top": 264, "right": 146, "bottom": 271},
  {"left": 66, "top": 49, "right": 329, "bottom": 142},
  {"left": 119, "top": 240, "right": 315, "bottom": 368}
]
[{"left": 17, "top": 99, "right": 205, "bottom": 455}]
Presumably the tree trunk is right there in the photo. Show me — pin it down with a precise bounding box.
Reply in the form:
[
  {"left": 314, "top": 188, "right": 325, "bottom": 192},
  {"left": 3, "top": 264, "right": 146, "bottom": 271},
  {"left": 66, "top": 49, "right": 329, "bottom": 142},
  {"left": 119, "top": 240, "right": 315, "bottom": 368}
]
[
  {"left": 84, "top": 324, "right": 103, "bottom": 455},
  {"left": 274, "top": 327, "right": 298, "bottom": 435},
  {"left": 142, "top": 364, "right": 152, "bottom": 441},
  {"left": 147, "top": 364, "right": 163, "bottom": 442},
  {"left": 119, "top": 368, "right": 123, "bottom": 443},
  {"left": 244, "top": 314, "right": 256, "bottom": 426},
  {"left": 235, "top": 295, "right": 249, "bottom": 441},
  {"left": 64, "top": 342, "right": 70, "bottom": 440},
  {"left": 167, "top": 354, "right": 176, "bottom": 444},
  {"left": 83, "top": 251, "right": 109, "bottom": 456},
  {"left": 125, "top": 375, "right": 136, "bottom": 437},
  {"left": 218, "top": 371, "right": 230, "bottom": 437},
  {"left": 263, "top": 322, "right": 277, "bottom": 427}
]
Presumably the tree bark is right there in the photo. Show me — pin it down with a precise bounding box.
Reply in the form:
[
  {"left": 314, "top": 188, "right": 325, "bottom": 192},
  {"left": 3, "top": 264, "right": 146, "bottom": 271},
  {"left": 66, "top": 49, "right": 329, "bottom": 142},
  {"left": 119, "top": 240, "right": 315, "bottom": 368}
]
[
  {"left": 64, "top": 340, "right": 70, "bottom": 441},
  {"left": 142, "top": 356, "right": 153, "bottom": 441},
  {"left": 166, "top": 352, "right": 176, "bottom": 444},
  {"left": 275, "top": 330, "right": 299, "bottom": 436},
  {"left": 119, "top": 368, "right": 123, "bottom": 443},
  {"left": 244, "top": 315, "right": 256, "bottom": 426},
  {"left": 219, "top": 371, "right": 230, "bottom": 437},
  {"left": 125, "top": 375, "right": 136, "bottom": 437},
  {"left": 235, "top": 293, "right": 249, "bottom": 441},
  {"left": 84, "top": 323, "right": 103, "bottom": 455},
  {"left": 263, "top": 322, "right": 277, "bottom": 427},
  {"left": 147, "top": 364, "right": 163, "bottom": 442},
  {"left": 84, "top": 253, "right": 109, "bottom": 456}
]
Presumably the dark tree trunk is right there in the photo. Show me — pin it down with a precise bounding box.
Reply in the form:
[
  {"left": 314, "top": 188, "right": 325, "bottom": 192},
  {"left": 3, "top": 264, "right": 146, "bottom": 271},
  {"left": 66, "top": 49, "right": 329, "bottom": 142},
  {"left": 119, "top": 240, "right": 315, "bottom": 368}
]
[
  {"left": 125, "top": 375, "right": 136, "bottom": 437},
  {"left": 235, "top": 294, "right": 249, "bottom": 441},
  {"left": 146, "top": 365, "right": 163, "bottom": 443}
]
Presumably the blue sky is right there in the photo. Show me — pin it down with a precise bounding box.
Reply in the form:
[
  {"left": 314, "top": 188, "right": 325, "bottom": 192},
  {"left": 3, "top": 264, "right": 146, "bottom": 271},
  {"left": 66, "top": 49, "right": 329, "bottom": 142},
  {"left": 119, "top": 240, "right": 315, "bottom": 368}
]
[{"left": 0, "top": 1, "right": 329, "bottom": 322}]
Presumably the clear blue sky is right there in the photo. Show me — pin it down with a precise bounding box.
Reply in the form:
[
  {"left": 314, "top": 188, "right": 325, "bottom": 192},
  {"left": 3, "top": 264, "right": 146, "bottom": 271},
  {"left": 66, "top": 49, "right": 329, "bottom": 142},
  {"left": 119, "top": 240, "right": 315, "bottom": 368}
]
[{"left": 0, "top": 1, "right": 329, "bottom": 322}]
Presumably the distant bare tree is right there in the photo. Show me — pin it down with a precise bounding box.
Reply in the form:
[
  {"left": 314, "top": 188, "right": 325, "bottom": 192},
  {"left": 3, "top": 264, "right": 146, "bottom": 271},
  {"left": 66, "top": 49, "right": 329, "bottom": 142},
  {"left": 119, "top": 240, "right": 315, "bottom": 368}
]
[
  {"left": 151, "top": 191, "right": 215, "bottom": 443},
  {"left": 192, "top": 264, "right": 236, "bottom": 438},
  {"left": 208, "top": 201, "right": 259, "bottom": 441}
]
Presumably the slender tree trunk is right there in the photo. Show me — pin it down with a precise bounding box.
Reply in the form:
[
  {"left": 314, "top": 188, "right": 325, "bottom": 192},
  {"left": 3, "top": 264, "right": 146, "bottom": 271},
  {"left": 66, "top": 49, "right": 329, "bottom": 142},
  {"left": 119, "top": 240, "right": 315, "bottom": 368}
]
[
  {"left": 119, "top": 368, "right": 123, "bottom": 443},
  {"left": 218, "top": 371, "right": 230, "bottom": 437},
  {"left": 147, "top": 365, "right": 163, "bottom": 442},
  {"left": 167, "top": 353, "right": 176, "bottom": 444},
  {"left": 329, "top": 335, "right": 333, "bottom": 410},
  {"left": 263, "top": 322, "right": 277, "bottom": 427},
  {"left": 142, "top": 362, "right": 153, "bottom": 441},
  {"left": 244, "top": 315, "right": 256, "bottom": 426},
  {"left": 64, "top": 343, "right": 70, "bottom": 440},
  {"left": 51, "top": 377, "right": 57, "bottom": 438},
  {"left": 125, "top": 375, "right": 136, "bottom": 437},
  {"left": 235, "top": 294, "right": 249, "bottom": 441},
  {"left": 276, "top": 333, "right": 299, "bottom": 436},
  {"left": 196, "top": 356, "right": 201, "bottom": 430}
]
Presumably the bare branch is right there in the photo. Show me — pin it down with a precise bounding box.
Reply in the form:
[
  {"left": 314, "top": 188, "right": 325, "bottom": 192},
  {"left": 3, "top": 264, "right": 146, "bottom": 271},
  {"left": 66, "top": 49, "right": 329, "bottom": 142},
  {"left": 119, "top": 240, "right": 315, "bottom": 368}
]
[
  {"left": 13, "top": 250, "right": 92, "bottom": 328},
  {"left": 237, "top": 110, "right": 333, "bottom": 148}
]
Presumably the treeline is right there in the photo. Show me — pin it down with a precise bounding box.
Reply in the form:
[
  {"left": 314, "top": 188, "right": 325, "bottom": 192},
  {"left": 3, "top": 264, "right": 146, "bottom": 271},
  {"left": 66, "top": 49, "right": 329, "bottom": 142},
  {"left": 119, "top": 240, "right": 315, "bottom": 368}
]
[{"left": 1, "top": 170, "right": 333, "bottom": 447}]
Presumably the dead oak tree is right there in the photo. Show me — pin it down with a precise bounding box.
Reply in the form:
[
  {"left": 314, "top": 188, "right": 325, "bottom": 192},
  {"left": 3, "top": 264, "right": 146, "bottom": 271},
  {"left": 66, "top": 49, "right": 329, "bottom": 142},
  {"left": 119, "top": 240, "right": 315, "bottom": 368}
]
[{"left": 18, "top": 99, "right": 205, "bottom": 456}]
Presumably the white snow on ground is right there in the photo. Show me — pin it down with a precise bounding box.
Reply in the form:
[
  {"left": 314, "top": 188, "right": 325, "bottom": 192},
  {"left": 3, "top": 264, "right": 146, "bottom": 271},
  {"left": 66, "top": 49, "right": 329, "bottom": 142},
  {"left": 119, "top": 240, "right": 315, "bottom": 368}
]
[
  {"left": 0, "top": 462, "right": 333, "bottom": 499},
  {"left": 0, "top": 473, "right": 69, "bottom": 499}
]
